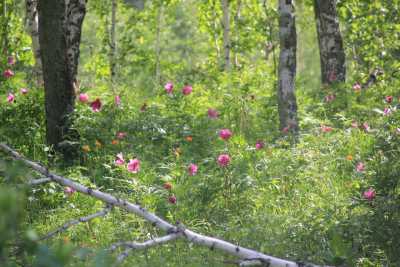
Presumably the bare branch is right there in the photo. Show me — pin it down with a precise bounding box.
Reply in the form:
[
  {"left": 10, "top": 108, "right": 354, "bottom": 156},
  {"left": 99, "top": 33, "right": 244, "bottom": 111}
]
[
  {"left": 0, "top": 143, "right": 321, "bottom": 267},
  {"left": 110, "top": 233, "right": 181, "bottom": 265},
  {"left": 28, "top": 177, "right": 52, "bottom": 186},
  {"left": 39, "top": 205, "right": 112, "bottom": 241}
]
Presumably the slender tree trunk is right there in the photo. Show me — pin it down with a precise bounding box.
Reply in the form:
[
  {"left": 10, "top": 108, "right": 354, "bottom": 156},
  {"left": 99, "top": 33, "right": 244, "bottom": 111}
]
[
  {"left": 110, "top": 0, "right": 116, "bottom": 90},
  {"left": 233, "top": 0, "right": 241, "bottom": 68},
  {"left": 38, "top": 0, "right": 87, "bottom": 160},
  {"left": 25, "top": 0, "right": 43, "bottom": 85},
  {"left": 314, "top": 0, "right": 346, "bottom": 84},
  {"left": 222, "top": 0, "right": 230, "bottom": 71},
  {"left": 1, "top": 0, "right": 9, "bottom": 56},
  {"left": 154, "top": 3, "right": 163, "bottom": 87},
  {"left": 211, "top": 0, "right": 221, "bottom": 59},
  {"left": 277, "top": 0, "right": 298, "bottom": 133}
]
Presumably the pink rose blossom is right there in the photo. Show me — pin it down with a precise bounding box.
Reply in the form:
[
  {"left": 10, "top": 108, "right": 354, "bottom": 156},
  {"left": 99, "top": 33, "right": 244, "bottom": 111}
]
[
  {"left": 219, "top": 129, "right": 232, "bottom": 141},
  {"left": 168, "top": 195, "right": 177, "bottom": 204},
  {"left": 7, "top": 56, "right": 15, "bottom": 65},
  {"left": 182, "top": 85, "right": 192, "bottom": 95},
  {"left": 396, "top": 128, "right": 400, "bottom": 135},
  {"left": 383, "top": 107, "right": 392, "bottom": 116},
  {"left": 363, "top": 188, "right": 376, "bottom": 201},
  {"left": 217, "top": 154, "right": 231, "bottom": 167},
  {"left": 255, "top": 140, "right": 264, "bottom": 150},
  {"left": 356, "top": 162, "right": 365, "bottom": 173},
  {"left": 282, "top": 126, "right": 290, "bottom": 133},
  {"left": 351, "top": 121, "right": 358, "bottom": 128},
  {"left": 20, "top": 88, "right": 28, "bottom": 95},
  {"left": 207, "top": 108, "right": 219, "bottom": 119},
  {"left": 188, "top": 163, "right": 198, "bottom": 176},
  {"left": 117, "top": 132, "right": 127, "bottom": 139},
  {"left": 164, "top": 82, "right": 173, "bottom": 94},
  {"left": 7, "top": 93, "right": 15, "bottom": 103},
  {"left": 90, "top": 98, "right": 102, "bottom": 112},
  {"left": 353, "top": 82, "right": 361, "bottom": 92},
  {"left": 115, "top": 153, "right": 125, "bottom": 166},
  {"left": 115, "top": 95, "right": 121, "bottom": 106},
  {"left": 321, "top": 125, "right": 333, "bottom": 133},
  {"left": 64, "top": 186, "right": 76, "bottom": 196},
  {"left": 325, "top": 94, "right": 336, "bottom": 102},
  {"left": 127, "top": 158, "right": 140, "bottom": 173},
  {"left": 362, "top": 122, "right": 370, "bottom": 132},
  {"left": 385, "top": 95, "right": 393, "bottom": 103},
  {"left": 79, "top": 93, "right": 89, "bottom": 103},
  {"left": 3, "top": 69, "right": 14, "bottom": 78}
]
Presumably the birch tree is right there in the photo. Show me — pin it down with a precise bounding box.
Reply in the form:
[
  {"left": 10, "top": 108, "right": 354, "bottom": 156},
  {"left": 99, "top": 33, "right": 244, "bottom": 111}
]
[
  {"left": 25, "top": 0, "right": 43, "bottom": 85},
  {"left": 277, "top": 0, "right": 298, "bottom": 133},
  {"left": 222, "top": 0, "right": 231, "bottom": 71},
  {"left": 38, "top": 0, "right": 87, "bottom": 159},
  {"left": 313, "top": 0, "right": 346, "bottom": 84}
]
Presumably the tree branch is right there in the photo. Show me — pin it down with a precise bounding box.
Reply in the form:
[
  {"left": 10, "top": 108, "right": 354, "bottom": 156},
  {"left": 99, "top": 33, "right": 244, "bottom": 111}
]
[
  {"left": 0, "top": 143, "right": 321, "bottom": 267},
  {"left": 27, "top": 177, "right": 52, "bottom": 186},
  {"left": 39, "top": 205, "right": 112, "bottom": 241},
  {"left": 110, "top": 233, "right": 181, "bottom": 264}
]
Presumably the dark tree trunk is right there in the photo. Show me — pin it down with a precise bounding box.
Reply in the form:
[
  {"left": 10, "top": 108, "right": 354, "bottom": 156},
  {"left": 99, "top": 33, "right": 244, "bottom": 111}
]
[
  {"left": 314, "top": 0, "right": 346, "bottom": 84},
  {"left": 38, "top": 0, "right": 87, "bottom": 160},
  {"left": 277, "top": 0, "right": 298, "bottom": 133}
]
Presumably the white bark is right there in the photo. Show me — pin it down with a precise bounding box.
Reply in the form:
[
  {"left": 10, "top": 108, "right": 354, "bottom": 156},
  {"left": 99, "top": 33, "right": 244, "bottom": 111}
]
[
  {"left": 0, "top": 143, "right": 321, "bottom": 267},
  {"left": 25, "top": 0, "right": 43, "bottom": 85},
  {"left": 155, "top": 3, "right": 163, "bottom": 87},
  {"left": 222, "top": 0, "right": 231, "bottom": 71}
]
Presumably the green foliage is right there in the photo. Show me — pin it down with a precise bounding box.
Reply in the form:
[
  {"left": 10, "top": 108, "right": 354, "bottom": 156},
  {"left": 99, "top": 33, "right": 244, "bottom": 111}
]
[{"left": 1, "top": 0, "right": 400, "bottom": 266}]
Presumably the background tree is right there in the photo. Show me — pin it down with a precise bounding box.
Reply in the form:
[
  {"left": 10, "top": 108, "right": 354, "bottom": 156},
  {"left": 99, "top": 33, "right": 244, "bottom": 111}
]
[
  {"left": 222, "top": 0, "right": 231, "bottom": 71},
  {"left": 38, "top": 0, "right": 87, "bottom": 159},
  {"left": 25, "top": 0, "right": 42, "bottom": 85},
  {"left": 277, "top": 0, "right": 298, "bottom": 132},
  {"left": 314, "top": 0, "right": 346, "bottom": 84}
]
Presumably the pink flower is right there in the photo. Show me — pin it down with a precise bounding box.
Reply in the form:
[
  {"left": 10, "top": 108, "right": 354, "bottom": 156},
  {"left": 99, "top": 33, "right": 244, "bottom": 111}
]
[
  {"left": 282, "top": 126, "right": 290, "bottom": 133},
  {"left": 363, "top": 188, "right": 376, "bottom": 201},
  {"left": 20, "top": 88, "right": 28, "bottom": 95},
  {"left": 3, "top": 69, "right": 14, "bottom": 78},
  {"left": 127, "top": 158, "right": 140, "bottom": 173},
  {"left": 207, "top": 108, "right": 219, "bottom": 119},
  {"left": 383, "top": 107, "right": 392, "bottom": 116},
  {"left": 321, "top": 125, "right": 333, "bottom": 133},
  {"left": 362, "top": 122, "right": 370, "bottom": 132},
  {"left": 164, "top": 82, "right": 173, "bottom": 94},
  {"left": 188, "top": 163, "right": 198, "bottom": 176},
  {"left": 116, "top": 132, "right": 127, "bottom": 139},
  {"left": 255, "top": 140, "right": 264, "bottom": 150},
  {"left": 7, "top": 56, "right": 15, "bottom": 65},
  {"left": 64, "top": 186, "right": 76, "bottom": 196},
  {"left": 115, "top": 95, "right": 121, "bottom": 106},
  {"left": 182, "top": 85, "right": 192, "bottom": 95},
  {"left": 7, "top": 93, "right": 15, "bottom": 103},
  {"left": 79, "top": 93, "right": 89, "bottom": 103},
  {"left": 353, "top": 82, "right": 361, "bottom": 92},
  {"left": 168, "top": 195, "right": 177, "bottom": 204},
  {"left": 351, "top": 121, "right": 358, "bottom": 128},
  {"left": 328, "top": 71, "right": 337, "bottom": 82},
  {"left": 385, "top": 95, "right": 393, "bottom": 103},
  {"left": 90, "top": 98, "right": 102, "bottom": 112},
  {"left": 356, "top": 162, "right": 365, "bottom": 173},
  {"left": 217, "top": 154, "right": 230, "bottom": 167},
  {"left": 219, "top": 129, "right": 232, "bottom": 141},
  {"left": 325, "top": 94, "right": 336, "bottom": 102},
  {"left": 115, "top": 153, "right": 125, "bottom": 165},
  {"left": 396, "top": 128, "right": 400, "bottom": 135}
]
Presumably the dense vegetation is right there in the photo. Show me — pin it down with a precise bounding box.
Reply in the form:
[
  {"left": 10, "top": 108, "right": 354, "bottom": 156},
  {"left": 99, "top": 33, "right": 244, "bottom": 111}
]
[{"left": 1, "top": 0, "right": 399, "bottom": 266}]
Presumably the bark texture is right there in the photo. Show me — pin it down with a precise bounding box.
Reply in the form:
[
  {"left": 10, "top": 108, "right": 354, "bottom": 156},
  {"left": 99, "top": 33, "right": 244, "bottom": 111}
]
[
  {"left": 222, "top": 0, "right": 231, "bottom": 71},
  {"left": 26, "top": 0, "right": 43, "bottom": 85},
  {"left": 277, "top": 0, "right": 298, "bottom": 133},
  {"left": 314, "top": 0, "right": 346, "bottom": 84},
  {"left": 38, "top": 0, "right": 87, "bottom": 159}
]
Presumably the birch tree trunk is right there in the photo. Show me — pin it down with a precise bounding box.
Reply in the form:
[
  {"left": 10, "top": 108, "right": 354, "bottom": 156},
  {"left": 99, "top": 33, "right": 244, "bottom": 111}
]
[
  {"left": 154, "top": 3, "right": 163, "bottom": 87},
  {"left": 233, "top": 0, "right": 241, "bottom": 68},
  {"left": 25, "top": 0, "right": 43, "bottom": 85},
  {"left": 277, "top": 0, "right": 298, "bottom": 133},
  {"left": 110, "top": 0, "right": 116, "bottom": 90},
  {"left": 222, "top": 0, "right": 230, "bottom": 71},
  {"left": 314, "top": 0, "right": 346, "bottom": 84},
  {"left": 38, "top": 0, "right": 87, "bottom": 160}
]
